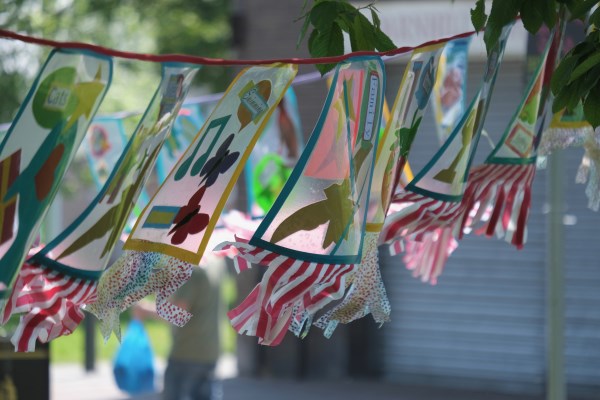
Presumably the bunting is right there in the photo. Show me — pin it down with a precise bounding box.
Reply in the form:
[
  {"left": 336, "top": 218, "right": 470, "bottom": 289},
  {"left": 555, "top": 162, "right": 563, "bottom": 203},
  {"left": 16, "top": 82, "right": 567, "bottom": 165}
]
[
  {"left": 87, "top": 63, "right": 298, "bottom": 340},
  {"left": 0, "top": 49, "right": 112, "bottom": 299},
  {"left": 0, "top": 24, "right": 593, "bottom": 352},
  {"left": 381, "top": 24, "right": 513, "bottom": 284},
  {"left": 217, "top": 56, "right": 385, "bottom": 345},
  {"left": 431, "top": 37, "right": 471, "bottom": 143},
  {"left": 460, "top": 24, "right": 562, "bottom": 248},
  {"left": 538, "top": 105, "right": 600, "bottom": 211},
  {"left": 82, "top": 116, "right": 150, "bottom": 234},
  {"left": 82, "top": 117, "right": 128, "bottom": 187},
  {"left": 2, "top": 65, "right": 196, "bottom": 351},
  {"left": 314, "top": 44, "right": 445, "bottom": 337}
]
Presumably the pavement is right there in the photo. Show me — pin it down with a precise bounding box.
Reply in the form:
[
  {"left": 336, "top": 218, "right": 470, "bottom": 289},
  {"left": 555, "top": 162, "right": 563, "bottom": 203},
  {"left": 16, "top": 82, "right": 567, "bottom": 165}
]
[{"left": 51, "top": 355, "right": 543, "bottom": 400}]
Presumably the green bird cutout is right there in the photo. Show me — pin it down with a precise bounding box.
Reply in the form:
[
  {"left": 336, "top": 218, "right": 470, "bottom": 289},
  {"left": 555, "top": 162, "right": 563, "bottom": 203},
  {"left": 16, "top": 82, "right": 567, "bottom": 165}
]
[{"left": 270, "top": 179, "right": 354, "bottom": 249}]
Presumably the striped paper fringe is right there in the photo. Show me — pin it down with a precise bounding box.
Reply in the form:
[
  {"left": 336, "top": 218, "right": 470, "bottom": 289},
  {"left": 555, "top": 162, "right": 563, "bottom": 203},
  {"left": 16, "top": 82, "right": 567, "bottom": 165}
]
[
  {"left": 86, "top": 250, "right": 194, "bottom": 341},
  {"left": 387, "top": 238, "right": 405, "bottom": 257},
  {"left": 215, "top": 237, "right": 355, "bottom": 345},
  {"left": 381, "top": 191, "right": 462, "bottom": 283},
  {"left": 402, "top": 228, "right": 458, "bottom": 284},
  {"left": 314, "top": 232, "right": 390, "bottom": 337},
  {"left": 2, "top": 261, "right": 96, "bottom": 352},
  {"left": 460, "top": 163, "right": 536, "bottom": 248},
  {"left": 382, "top": 191, "right": 462, "bottom": 244}
]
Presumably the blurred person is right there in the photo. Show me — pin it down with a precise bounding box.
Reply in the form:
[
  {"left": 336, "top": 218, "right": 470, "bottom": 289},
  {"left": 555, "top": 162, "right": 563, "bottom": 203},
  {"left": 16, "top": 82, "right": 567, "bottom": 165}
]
[{"left": 135, "top": 254, "right": 226, "bottom": 400}]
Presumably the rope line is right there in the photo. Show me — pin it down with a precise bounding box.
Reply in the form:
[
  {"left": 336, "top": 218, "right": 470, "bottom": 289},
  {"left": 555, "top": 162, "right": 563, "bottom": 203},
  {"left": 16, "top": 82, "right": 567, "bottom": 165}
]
[{"left": 0, "top": 28, "right": 477, "bottom": 66}]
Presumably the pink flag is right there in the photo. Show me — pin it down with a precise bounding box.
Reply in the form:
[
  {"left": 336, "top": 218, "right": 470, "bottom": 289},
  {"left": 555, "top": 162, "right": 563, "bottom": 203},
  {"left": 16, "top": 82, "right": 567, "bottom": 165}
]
[{"left": 217, "top": 56, "right": 386, "bottom": 345}]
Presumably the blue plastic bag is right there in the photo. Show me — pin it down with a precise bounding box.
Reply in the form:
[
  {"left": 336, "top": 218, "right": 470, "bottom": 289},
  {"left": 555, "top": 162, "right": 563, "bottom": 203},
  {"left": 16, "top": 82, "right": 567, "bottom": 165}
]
[{"left": 113, "top": 320, "right": 156, "bottom": 395}]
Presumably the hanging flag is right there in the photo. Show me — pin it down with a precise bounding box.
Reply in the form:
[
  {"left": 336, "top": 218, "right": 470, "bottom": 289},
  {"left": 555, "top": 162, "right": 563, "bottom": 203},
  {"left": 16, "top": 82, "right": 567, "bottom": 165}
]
[
  {"left": 460, "top": 25, "right": 562, "bottom": 249},
  {"left": 543, "top": 104, "right": 593, "bottom": 144},
  {"left": 313, "top": 44, "right": 445, "bottom": 338},
  {"left": 2, "top": 66, "right": 197, "bottom": 351},
  {"left": 245, "top": 87, "right": 304, "bottom": 218},
  {"left": 0, "top": 49, "right": 112, "bottom": 298},
  {"left": 82, "top": 115, "right": 152, "bottom": 235},
  {"left": 83, "top": 117, "right": 128, "bottom": 187},
  {"left": 221, "top": 88, "right": 304, "bottom": 243},
  {"left": 87, "top": 63, "right": 298, "bottom": 341},
  {"left": 381, "top": 24, "right": 513, "bottom": 284},
  {"left": 216, "top": 56, "right": 386, "bottom": 345},
  {"left": 539, "top": 102, "right": 599, "bottom": 211},
  {"left": 156, "top": 103, "right": 205, "bottom": 183},
  {"left": 431, "top": 37, "right": 471, "bottom": 143}
]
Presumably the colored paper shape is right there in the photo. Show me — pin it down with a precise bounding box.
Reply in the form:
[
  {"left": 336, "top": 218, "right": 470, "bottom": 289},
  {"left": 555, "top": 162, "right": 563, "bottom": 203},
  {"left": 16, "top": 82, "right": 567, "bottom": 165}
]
[{"left": 126, "top": 63, "right": 298, "bottom": 264}]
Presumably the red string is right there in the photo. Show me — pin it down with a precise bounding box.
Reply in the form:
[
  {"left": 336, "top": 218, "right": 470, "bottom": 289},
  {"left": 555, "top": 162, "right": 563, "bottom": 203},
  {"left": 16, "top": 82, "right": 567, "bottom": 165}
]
[{"left": 0, "top": 28, "right": 477, "bottom": 66}]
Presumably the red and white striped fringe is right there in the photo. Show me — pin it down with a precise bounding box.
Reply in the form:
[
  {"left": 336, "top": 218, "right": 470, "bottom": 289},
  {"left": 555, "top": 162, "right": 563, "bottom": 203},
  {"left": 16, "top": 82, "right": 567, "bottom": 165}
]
[
  {"left": 382, "top": 191, "right": 462, "bottom": 244},
  {"left": 381, "top": 191, "right": 462, "bottom": 283},
  {"left": 460, "top": 163, "right": 536, "bottom": 249},
  {"left": 387, "top": 238, "right": 405, "bottom": 257},
  {"left": 2, "top": 262, "right": 97, "bottom": 352},
  {"left": 215, "top": 237, "right": 355, "bottom": 345},
  {"left": 402, "top": 228, "right": 458, "bottom": 284}
]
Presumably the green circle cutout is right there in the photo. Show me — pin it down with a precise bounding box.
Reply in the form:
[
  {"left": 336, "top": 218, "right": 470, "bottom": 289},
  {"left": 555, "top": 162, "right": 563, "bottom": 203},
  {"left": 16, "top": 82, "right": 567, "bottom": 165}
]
[{"left": 32, "top": 66, "right": 78, "bottom": 129}]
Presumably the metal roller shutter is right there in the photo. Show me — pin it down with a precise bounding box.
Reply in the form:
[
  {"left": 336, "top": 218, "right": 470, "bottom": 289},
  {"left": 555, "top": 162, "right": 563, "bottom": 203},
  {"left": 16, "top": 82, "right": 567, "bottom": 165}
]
[
  {"left": 563, "top": 144, "right": 600, "bottom": 399},
  {"left": 380, "top": 60, "right": 547, "bottom": 395}
]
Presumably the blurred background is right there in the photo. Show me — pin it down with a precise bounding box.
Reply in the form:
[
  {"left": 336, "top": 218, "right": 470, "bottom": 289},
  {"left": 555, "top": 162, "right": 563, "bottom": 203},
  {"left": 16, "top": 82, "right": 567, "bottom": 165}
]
[{"left": 1, "top": 0, "right": 599, "bottom": 399}]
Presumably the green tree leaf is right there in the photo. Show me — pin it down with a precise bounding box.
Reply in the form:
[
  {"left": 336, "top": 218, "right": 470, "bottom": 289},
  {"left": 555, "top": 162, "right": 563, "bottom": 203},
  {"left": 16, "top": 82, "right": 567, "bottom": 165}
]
[
  {"left": 483, "top": 0, "right": 521, "bottom": 54},
  {"left": 553, "top": 79, "right": 587, "bottom": 113},
  {"left": 539, "top": 0, "right": 558, "bottom": 27},
  {"left": 371, "top": 8, "right": 381, "bottom": 29},
  {"left": 589, "top": 6, "right": 600, "bottom": 27},
  {"left": 310, "top": 0, "right": 340, "bottom": 31},
  {"left": 471, "top": 0, "right": 487, "bottom": 32},
  {"left": 351, "top": 13, "right": 376, "bottom": 51},
  {"left": 335, "top": 14, "right": 352, "bottom": 32},
  {"left": 568, "top": 51, "right": 600, "bottom": 84},
  {"left": 520, "top": 0, "right": 545, "bottom": 33},
  {"left": 308, "top": 23, "right": 344, "bottom": 75},
  {"left": 583, "top": 83, "right": 600, "bottom": 127},
  {"left": 551, "top": 54, "right": 580, "bottom": 93},
  {"left": 567, "top": 0, "right": 597, "bottom": 20},
  {"left": 297, "top": 14, "right": 312, "bottom": 49},
  {"left": 374, "top": 28, "right": 396, "bottom": 51},
  {"left": 552, "top": 86, "right": 574, "bottom": 112}
]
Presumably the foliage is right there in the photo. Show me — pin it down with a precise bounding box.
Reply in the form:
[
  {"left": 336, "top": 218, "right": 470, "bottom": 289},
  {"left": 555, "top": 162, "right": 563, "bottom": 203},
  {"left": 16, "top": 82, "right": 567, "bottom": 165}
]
[
  {"left": 297, "top": 0, "right": 600, "bottom": 127},
  {"left": 469, "top": 0, "right": 600, "bottom": 127},
  {"left": 297, "top": 0, "right": 395, "bottom": 74}
]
